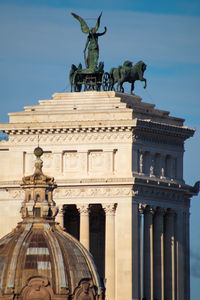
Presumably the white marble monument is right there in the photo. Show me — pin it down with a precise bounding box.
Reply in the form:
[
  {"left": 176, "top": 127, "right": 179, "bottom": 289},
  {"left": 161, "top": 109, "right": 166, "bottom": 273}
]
[{"left": 0, "top": 91, "right": 198, "bottom": 300}]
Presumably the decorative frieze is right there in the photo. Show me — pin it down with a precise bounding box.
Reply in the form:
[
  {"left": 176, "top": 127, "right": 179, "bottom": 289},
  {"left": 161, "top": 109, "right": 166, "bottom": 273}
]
[
  {"left": 54, "top": 186, "right": 132, "bottom": 199},
  {"left": 133, "top": 133, "right": 183, "bottom": 148},
  {"left": 134, "top": 186, "right": 184, "bottom": 204},
  {"left": 8, "top": 130, "right": 132, "bottom": 145}
]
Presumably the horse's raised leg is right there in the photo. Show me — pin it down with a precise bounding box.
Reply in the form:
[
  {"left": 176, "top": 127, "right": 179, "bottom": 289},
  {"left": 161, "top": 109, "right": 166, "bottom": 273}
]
[
  {"left": 120, "top": 83, "right": 124, "bottom": 93},
  {"left": 131, "top": 82, "right": 135, "bottom": 94}
]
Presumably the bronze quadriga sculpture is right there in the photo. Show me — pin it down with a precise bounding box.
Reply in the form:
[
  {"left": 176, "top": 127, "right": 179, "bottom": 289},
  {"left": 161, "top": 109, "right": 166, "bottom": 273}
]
[{"left": 70, "top": 13, "right": 147, "bottom": 94}]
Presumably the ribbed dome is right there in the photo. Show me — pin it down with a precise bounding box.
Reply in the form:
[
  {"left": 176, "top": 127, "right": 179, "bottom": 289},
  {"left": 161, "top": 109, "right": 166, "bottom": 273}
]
[
  {"left": 0, "top": 148, "right": 103, "bottom": 299},
  {"left": 0, "top": 222, "right": 102, "bottom": 297}
]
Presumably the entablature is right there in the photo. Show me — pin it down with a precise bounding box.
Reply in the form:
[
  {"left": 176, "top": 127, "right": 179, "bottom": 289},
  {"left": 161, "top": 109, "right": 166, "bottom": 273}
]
[{"left": 0, "top": 118, "right": 194, "bottom": 142}]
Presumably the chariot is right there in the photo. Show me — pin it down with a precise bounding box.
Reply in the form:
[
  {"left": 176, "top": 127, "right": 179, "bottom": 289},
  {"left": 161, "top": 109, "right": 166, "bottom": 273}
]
[{"left": 70, "top": 69, "right": 111, "bottom": 92}]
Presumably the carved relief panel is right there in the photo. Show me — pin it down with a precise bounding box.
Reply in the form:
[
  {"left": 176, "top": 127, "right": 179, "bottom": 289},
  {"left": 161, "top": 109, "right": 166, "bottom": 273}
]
[
  {"left": 24, "top": 149, "right": 117, "bottom": 178},
  {"left": 63, "top": 151, "right": 80, "bottom": 172},
  {"left": 88, "top": 150, "right": 113, "bottom": 174},
  {"left": 42, "top": 152, "right": 53, "bottom": 173},
  {"left": 24, "top": 152, "right": 35, "bottom": 175},
  {"left": 21, "top": 277, "right": 53, "bottom": 300}
]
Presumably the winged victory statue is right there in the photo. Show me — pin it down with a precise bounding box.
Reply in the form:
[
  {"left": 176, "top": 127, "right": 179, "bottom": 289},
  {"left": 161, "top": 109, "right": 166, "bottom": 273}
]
[{"left": 71, "top": 12, "right": 107, "bottom": 72}]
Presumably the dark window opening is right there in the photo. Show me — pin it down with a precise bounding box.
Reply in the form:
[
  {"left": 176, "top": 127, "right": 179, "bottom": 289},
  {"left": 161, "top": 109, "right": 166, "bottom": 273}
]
[
  {"left": 64, "top": 204, "right": 80, "bottom": 240},
  {"left": 89, "top": 204, "right": 105, "bottom": 281}
]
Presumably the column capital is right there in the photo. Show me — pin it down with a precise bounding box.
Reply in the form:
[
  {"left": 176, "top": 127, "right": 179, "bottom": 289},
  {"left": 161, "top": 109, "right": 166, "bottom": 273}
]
[
  {"left": 144, "top": 205, "right": 154, "bottom": 215},
  {"left": 165, "top": 208, "right": 176, "bottom": 218},
  {"left": 102, "top": 203, "right": 117, "bottom": 216},
  {"left": 154, "top": 206, "right": 165, "bottom": 216},
  {"left": 138, "top": 203, "right": 145, "bottom": 215},
  {"left": 77, "top": 204, "right": 89, "bottom": 216}
]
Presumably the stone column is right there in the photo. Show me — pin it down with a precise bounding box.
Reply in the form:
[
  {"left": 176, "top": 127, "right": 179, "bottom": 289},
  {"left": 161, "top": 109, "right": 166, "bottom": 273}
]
[
  {"left": 184, "top": 211, "right": 190, "bottom": 300},
  {"left": 164, "top": 209, "right": 176, "bottom": 300},
  {"left": 102, "top": 203, "right": 117, "bottom": 300},
  {"left": 143, "top": 206, "right": 154, "bottom": 300},
  {"left": 132, "top": 202, "right": 141, "bottom": 300},
  {"left": 77, "top": 204, "right": 90, "bottom": 251},
  {"left": 56, "top": 205, "right": 64, "bottom": 227},
  {"left": 153, "top": 207, "right": 165, "bottom": 300},
  {"left": 176, "top": 210, "right": 184, "bottom": 300}
]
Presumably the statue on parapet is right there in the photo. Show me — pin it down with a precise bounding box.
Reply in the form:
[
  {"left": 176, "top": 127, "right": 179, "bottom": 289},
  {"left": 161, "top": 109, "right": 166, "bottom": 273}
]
[{"left": 71, "top": 12, "right": 107, "bottom": 72}]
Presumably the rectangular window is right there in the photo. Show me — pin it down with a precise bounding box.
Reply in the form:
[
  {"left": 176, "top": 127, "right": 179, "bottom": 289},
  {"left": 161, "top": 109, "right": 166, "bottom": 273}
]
[{"left": 34, "top": 207, "right": 41, "bottom": 217}]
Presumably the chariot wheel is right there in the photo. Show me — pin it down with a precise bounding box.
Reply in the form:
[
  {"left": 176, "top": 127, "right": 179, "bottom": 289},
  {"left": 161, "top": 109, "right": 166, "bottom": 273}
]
[{"left": 102, "top": 72, "right": 111, "bottom": 91}]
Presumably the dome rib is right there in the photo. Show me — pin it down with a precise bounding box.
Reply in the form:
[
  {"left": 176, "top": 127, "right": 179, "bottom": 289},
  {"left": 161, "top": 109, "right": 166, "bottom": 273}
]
[
  {"left": 5, "top": 224, "right": 32, "bottom": 293},
  {"left": 55, "top": 228, "right": 102, "bottom": 292},
  {"left": 43, "top": 229, "right": 68, "bottom": 294}
]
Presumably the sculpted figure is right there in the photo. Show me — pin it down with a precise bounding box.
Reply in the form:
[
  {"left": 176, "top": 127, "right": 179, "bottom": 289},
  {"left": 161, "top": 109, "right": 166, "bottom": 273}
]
[
  {"left": 69, "top": 64, "right": 78, "bottom": 92},
  {"left": 110, "top": 60, "right": 147, "bottom": 94},
  {"left": 72, "top": 12, "right": 107, "bottom": 72}
]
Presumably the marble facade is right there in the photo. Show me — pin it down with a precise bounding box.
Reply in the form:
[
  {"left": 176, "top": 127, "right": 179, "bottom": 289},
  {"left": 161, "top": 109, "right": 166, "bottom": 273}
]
[{"left": 0, "top": 91, "right": 198, "bottom": 300}]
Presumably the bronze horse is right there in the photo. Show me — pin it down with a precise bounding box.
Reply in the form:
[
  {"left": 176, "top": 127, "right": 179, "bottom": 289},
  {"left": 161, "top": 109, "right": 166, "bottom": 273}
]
[{"left": 109, "top": 60, "right": 147, "bottom": 94}]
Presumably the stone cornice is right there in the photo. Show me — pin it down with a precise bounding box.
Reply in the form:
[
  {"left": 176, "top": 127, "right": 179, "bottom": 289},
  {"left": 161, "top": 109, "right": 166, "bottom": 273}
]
[
  {"left": 0, "top": 118, "right": 194, "bottom": 140},
  {"left": 134, "top": 119, "right": 195, "bottom": 139},
  {"left": 133, "top": 176, "right": 198, "bottom": 197}
]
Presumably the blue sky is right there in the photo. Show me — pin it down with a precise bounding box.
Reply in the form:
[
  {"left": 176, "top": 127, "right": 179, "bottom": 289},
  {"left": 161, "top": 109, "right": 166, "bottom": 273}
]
[{"left": 0, "top": 0, "right": 200, "bottom": 298}]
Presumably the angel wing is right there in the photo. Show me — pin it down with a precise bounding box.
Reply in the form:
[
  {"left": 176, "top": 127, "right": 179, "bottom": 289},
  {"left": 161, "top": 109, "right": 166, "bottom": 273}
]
[
  {"left": 71, "top": 13, "right": 90, "bottom": 34},
  {"left": 91, "top": 12, "right": 102, "bottom": 34}
]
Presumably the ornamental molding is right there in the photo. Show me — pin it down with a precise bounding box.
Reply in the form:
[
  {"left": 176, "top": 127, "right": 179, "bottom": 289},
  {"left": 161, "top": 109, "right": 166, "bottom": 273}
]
[
  {"left": 9, "top": 131, "right": 132, "bottom": 145},
  {"left": 4, "top": 125, "right": 132, "bottom": 136},
  {"left": 133, "top": 186, "right": 184, "bottom": 203},
  {"left": 54, "top": 186, "right": 132, "bottom": 198}
]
